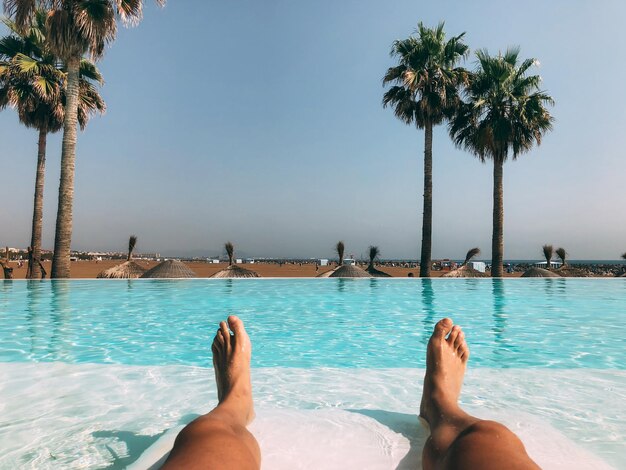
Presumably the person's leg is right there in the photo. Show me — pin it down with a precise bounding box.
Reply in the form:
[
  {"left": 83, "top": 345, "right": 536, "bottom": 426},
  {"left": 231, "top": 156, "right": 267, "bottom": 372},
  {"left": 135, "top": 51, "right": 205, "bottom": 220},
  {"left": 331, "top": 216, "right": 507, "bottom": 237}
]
[
  {"left": 162, "top": 316, "right": 260, "bottom": 470},
  {"left": 420, "top": 318, "right": 540, "bottom": 470}
]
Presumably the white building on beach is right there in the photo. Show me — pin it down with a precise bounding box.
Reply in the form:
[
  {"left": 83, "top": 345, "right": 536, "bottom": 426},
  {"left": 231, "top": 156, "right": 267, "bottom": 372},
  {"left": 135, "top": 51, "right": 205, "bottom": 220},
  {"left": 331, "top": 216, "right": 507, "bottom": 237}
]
[{"left": 533, "top": 261, "right": 562, "bottom": 269}]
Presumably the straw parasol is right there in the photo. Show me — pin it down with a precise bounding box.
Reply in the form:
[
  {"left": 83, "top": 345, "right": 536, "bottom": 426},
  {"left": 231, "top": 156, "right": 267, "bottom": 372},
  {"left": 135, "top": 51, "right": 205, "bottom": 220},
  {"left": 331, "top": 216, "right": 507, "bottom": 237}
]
[
  {"left": 442, "top": 247, "right": 488, "bottom": 278},
  {"left": 521, "top": 245, "right": 560, "bottom": 277},
  {"left": 520, "top": 267, "right": 560, "bottom": 278},
  {"left": 327, "top": 241, "right": 371, "bottom": 278},
  {"left": 140, "top": 259, "right": 197, "bottom": 278},
  {"left": 97, "top": 235, "right": 147, "bottom": 279},
  {"left": 554, "top": 247, "right": 590, "bottom": 277},
  {"left": 621, "top": 252, "right": 626, "bottom": 277},
  {"left": 365, "top": 246, "right": 391, "bottom": 277},
  {"left": 210, "top": 242, "right": 260, "bottom": 278},
  {"left": 329, "top": 264, "right": 372, "bottom": 278}
]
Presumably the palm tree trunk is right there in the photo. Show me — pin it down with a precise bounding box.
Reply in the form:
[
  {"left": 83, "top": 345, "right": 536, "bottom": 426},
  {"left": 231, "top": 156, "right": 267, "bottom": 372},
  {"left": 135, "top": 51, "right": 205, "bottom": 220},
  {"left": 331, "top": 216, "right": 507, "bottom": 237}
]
[
  {"left": 51, "top": 56, "right": 80, "bottom": 279},
  {"left": 419, "top": 121, "right": 433, "bottom": 278},
  {"left": 28, "top": 125, "right": 48, "bottom": 279},
  {"left": 491, "top": 158, "right": 504, "bottom": 277}
]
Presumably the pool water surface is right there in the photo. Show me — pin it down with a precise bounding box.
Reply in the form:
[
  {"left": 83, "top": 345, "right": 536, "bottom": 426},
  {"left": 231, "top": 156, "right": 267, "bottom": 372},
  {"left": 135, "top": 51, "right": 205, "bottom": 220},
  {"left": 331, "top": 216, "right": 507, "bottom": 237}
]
[{"left": 0, "top": 279, "right": 624, "bottom": 469}]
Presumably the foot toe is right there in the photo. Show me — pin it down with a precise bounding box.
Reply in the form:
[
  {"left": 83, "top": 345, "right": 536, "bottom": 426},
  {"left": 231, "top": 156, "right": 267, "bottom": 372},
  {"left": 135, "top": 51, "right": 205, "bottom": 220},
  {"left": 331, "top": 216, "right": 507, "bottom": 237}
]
[
  {"left": 219, "top": 321, "right": 231, "bottom": 347},
  {"left": 447, "top": 325, "right": 461, "bottom": 345},
  {"left": 453, "top": 329, "right": 465, "bottom": 351},
  {"left": 214, "top": 328, "right": 225, "bottom": 345},
  {"left": 227, "top": 315, "right": 246, "bottom": 336},
  {"left": 459, "top": 341, "right": 470, "bottom": 361},
  {"left": 433, "top": 318, "right": 453, "bottom": 338}
]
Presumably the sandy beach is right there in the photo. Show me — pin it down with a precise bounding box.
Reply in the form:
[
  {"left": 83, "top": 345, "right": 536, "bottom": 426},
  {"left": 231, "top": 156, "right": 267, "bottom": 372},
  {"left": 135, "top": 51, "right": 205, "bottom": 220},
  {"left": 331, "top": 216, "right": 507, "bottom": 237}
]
[{"left": 5, "top": 259, "right": 527, "bottom": 279}]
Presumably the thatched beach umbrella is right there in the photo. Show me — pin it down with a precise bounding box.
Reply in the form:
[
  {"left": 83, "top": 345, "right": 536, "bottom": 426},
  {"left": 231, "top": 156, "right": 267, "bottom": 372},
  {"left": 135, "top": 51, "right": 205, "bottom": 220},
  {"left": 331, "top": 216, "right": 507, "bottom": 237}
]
[
  {"left": 140, "top": 259, "right": 197, "bottom": 278},
  {"left": 329, "top": 264, "right": 372, "bottom": 278},
  {"left": 620, "top": 252, "right": 626, "bottom": 277},
  {"left": 554, "top": 247, "right": 590, "bottom": 277},
  {"left": 365, "top": 246, "right": 391, "bottom": 277},
  {"left": 210, "top": 242, "right": 260, "bottom": 278},
  {"left": 442, "top": 248, "right": 488, "bottom": 278},
  {"left": 521, "top": 267, "right": 560, "bottom": 278},
  {"left": 328, "top": 241, "right": 371, "bottom": 278},
  {"left": 522, "top": 245, "right": 560, "bottom": 277},
  {"left": 97, "top": 235, "right": 147, "bottom": 279}
]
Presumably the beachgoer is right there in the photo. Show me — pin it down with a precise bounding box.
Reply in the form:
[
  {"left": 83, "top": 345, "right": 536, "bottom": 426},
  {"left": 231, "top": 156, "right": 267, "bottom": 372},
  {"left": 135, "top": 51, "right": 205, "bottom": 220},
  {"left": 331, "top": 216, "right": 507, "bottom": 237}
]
[{"left": 162, "top": 317, "right": 539, "bottom": 470}]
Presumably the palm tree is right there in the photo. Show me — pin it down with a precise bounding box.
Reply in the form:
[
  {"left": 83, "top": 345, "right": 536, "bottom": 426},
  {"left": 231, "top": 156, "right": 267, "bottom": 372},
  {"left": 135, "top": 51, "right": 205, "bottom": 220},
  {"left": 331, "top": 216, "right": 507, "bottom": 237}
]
[
  {"left": 383, "top": 22, "right": 468, "bottom": 277},
  {"left": 0, "top": 12, "right": 104, "bottom": 279},
  {"left": 4, "top": 0, "right": 163, "bottom": 278},
  {"left": 556, "top": 247, "right": 567, "bottom": 266},
  {"left": 366, "top": 245, "right": 391, "bottom": 277},
  {"left": 542, "top": 244, "right": 553, "bottom": 269},
  {"left": 449, "top": 48, "right": 554, "bottom": 277}
]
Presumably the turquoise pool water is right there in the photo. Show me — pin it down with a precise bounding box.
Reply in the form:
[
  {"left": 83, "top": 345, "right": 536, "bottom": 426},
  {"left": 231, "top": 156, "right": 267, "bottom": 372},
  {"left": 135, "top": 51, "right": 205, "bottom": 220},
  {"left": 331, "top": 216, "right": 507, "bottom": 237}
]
[
  {"left": 1, "top": 279, "right": 625, "bottom": 469},
  {"left": 1, "top": 278, "right": 625, "bottom": 368}
]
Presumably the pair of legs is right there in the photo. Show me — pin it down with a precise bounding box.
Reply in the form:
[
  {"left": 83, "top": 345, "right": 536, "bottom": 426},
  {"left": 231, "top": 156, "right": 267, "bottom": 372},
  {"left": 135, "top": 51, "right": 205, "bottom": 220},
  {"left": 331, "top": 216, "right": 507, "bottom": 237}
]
[{"left": 162, "top": 317, "right": 539, "bottom": 469}]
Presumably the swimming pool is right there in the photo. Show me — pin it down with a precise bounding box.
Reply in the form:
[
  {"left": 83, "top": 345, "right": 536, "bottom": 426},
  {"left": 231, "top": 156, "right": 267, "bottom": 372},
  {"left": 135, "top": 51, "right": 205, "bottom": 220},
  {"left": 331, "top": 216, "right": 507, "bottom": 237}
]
[{"left": 1, "top": 279, "right": 624, "bottom": 468}]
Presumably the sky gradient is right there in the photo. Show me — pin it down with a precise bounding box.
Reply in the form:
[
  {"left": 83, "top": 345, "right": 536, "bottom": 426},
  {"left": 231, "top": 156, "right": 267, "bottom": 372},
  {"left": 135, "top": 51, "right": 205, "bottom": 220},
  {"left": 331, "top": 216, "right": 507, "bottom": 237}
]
[{"left": 1, "top": 0, "right": 625, "bottom": 260}]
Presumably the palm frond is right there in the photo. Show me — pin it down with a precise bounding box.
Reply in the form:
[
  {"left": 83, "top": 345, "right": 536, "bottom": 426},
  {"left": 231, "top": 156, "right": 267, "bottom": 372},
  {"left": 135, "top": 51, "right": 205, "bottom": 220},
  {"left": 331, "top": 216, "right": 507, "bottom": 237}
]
[
  {"left": 127, "top": 234, "right": 137, "bottom": 260},
  {"left": 542, "top": 244, "right": 553, "bottom": 265},
  {"left": 79, "top": 58, "right": 103, "bottom": 84},
  {"left": 225, "top": 241, "right": 234, "bottom": 265},
  {"left": 383, "top": 22, "right": 468, "bottom": 127},
  {"left": 449, "top": 48, "right": 554, "bottom": 163},
  {"left": 3, "top": 0, "right": 37, "bottom": 30},
  {"left": 555, "top": 247, "right": 567, "bottom": 265},
  {"left": 368, "top": 245, "right": 379, "bottom": 264},
  {"left": 463, "top": 247, "right": 480, "bottom": 266},
  {"left": 1, "top": 8, "right": 105, "bottom": 133},
  {"left": 336, "top": 241, "right": 345, "bottom": 265}
]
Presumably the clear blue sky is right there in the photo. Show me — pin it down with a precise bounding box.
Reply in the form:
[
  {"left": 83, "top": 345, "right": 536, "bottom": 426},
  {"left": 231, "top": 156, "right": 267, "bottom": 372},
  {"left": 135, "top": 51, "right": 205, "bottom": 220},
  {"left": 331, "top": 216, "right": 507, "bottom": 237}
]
[{"left": 2, "top": 0, "right": 625, "bottom": 260}]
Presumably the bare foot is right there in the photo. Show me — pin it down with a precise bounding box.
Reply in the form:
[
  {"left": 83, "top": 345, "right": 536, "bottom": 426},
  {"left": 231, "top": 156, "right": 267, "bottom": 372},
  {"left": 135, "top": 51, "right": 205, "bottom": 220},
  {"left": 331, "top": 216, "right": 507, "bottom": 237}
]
[
  {"left": 211, "top": 315, "right": 255, "bottom": 425},
  {"left": 419, "top": 318, "right": 470, "bottom": 427}
]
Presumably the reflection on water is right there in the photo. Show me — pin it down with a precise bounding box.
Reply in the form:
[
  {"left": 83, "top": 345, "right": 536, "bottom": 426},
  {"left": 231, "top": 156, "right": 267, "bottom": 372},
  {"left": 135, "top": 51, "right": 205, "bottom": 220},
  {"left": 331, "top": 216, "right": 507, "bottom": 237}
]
[
  {"left": 25, "top": 281, "right": 45, "bottom": 356},
  {"left": 223, "top": 279, "right": 233, "bottom": 296},
  {"left": 50, "top": 280, "right": 71, "bottom": 361},
  {"left": 1, "top": 279, "right": 624, "bottom": 369},
  {"left": 492, "top": 279, "right": 507, "bottom": 351},
  {"left": 421, "top": 279, "right": 435, "bottom": 345}
]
